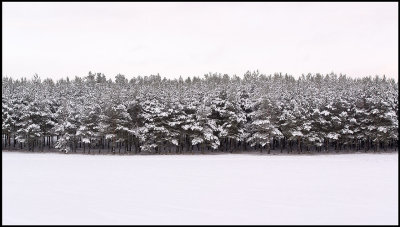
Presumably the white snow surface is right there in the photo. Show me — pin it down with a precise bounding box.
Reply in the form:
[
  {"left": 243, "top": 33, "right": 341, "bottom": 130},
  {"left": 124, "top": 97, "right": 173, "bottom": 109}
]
[{"left": 2, "top": 152, "right": 398, "bottom": 225}]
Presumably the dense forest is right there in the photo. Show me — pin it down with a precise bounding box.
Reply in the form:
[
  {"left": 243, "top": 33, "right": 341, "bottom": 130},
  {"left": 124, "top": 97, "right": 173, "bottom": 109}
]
[{"left": 2, "top": 71, "right": 398, "bottom": 154}]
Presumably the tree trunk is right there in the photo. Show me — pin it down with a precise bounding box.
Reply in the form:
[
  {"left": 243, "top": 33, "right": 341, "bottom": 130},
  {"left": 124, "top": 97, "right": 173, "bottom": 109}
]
[{"left": 297, "top": 137, "right": 301, "bottom": 153}]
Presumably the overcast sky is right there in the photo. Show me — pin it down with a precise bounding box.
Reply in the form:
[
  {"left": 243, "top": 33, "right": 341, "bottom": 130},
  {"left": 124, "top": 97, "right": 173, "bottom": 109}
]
[{"left": 2, "top": 2, "right": 398, "bottom": 81}]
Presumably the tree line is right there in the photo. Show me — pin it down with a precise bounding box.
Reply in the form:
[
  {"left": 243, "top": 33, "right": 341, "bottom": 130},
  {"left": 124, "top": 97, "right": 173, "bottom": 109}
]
[{"left": 2, "top": 71, "right": 398, "bottom": 154}]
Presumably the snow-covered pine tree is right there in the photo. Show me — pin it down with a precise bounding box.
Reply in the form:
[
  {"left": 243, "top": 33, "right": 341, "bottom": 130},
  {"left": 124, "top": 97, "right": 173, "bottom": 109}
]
[{"left": 2, "top": 72, "right": 398, "bottom": 154}]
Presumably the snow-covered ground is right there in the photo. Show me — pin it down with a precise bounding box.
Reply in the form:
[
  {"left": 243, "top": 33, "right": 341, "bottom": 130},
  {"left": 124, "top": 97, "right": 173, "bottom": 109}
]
[{"left": 2, "top": 152, "right": 398, "bottom": 225}]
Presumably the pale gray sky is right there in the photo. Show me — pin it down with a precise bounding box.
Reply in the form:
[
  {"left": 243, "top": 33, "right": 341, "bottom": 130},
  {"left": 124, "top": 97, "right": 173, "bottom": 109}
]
[{"left": 2, "top": 2, "right": 398, "bottom": 80}]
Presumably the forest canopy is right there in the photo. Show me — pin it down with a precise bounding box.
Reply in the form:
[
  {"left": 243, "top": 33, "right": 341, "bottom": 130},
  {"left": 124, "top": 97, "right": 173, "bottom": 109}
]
[{"left": 2, "top": 71, "right": 398, "bottom": 154}]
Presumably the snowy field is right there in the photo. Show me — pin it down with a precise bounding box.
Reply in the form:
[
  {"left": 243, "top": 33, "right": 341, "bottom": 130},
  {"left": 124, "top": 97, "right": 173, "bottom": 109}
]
[{"left": 2, "top": 151, "right": 398, "bottom": 225}]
